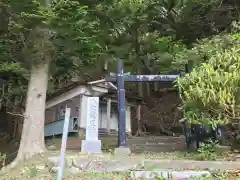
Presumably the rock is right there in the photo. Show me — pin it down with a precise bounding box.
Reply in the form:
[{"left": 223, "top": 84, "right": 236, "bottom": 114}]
[
  {"left": 49, "top": 166, "right": 59, "bottom": 173},
  {"left": 172, "top": 171, "right": 211, "bottom": 179},
  {"left": 68, "top": 167, "right": 81, "bottom": 175},
  {"left": 130, "top": 170, "right": 211, "bottom": 179},
  {"left": 104, "top": 160, "right": 139, "bottom": 172},
  {"left": 144, "top": 160, "right": 240, "bottom": 170},
  {"left": 46, "top": 156, "right": 73, "bottom": 168},
  {"left": 233, "top": 149, "right": 240, "bottom": 153},
  {"left": 14, "top": 141, "right": 19, "bottom": 147},
  {"left": 72, "top": 156, "right": 139, "bottom": 172},
  {"left": 72, "top": 157, "right": 92, "bottom": 170},
  {"left": 66, "top": 158, "right": 73, "bottom": 168},
  {"left": 49, "top": 162, "right": 76, "bottom": 174},
  {"left": 130, "top": 169, "right": 211, "bottom": 179},
  {"left": 36, "top": 165, "right": 45, "bottom": 171},
  {"left": 225, "top": 156, "right": 236, "bottom": 161},
  {"left": 217, "top": 146, "right": 231, "bottom": 153},
  {"left": 20, "top": 167, "right": 30, "bottom": 175},
  {"left": 235, "top": 154, "right": 240, "bottom": 161},
  {"left": 46, "top": 156, "right": 59, "bottom": 167},
  {"left": 48, "top": 145, "right": 57, "bottom": 151},
  {"left": 130, "top": 171, "right": 157, "bottom": 179},
  {"left": 114, "top": 147, "right": 131, "bottom": 156},
  {"left": 134, "top": 163, "right": 145, "bottom": 171},
  {"left": 77, "top": 152, "right": 89, "bottom": 156}
]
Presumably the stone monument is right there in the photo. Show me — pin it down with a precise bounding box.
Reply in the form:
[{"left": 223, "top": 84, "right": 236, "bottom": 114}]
[{"left": 81, "top": 96, "right": 101, "bottom": 153}]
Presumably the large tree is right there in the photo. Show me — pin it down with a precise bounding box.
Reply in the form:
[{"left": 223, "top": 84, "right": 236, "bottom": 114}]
[
  {"left": 0, "top": 0, "right": 101, "bottom": 168},
  {"left": 0, "top": 0, "right": 54, "bottom": 164}
]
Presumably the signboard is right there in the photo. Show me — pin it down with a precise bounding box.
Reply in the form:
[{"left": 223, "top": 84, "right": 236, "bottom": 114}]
[{"left": 85, "top": 97, "right": 99, "bottom": 141}]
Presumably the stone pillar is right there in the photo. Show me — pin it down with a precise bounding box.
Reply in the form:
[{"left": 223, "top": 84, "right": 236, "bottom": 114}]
[{"left": 81, "top": 97, "right": 101, "bottom": 153}]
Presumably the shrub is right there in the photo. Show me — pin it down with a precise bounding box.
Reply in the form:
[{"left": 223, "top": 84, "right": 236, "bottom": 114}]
[{"left": 176, "top": 33, "right": 240, "bottom": 128}]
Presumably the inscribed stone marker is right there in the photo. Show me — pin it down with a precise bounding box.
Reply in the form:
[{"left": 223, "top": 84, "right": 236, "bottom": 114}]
[{"left": 81, "top": 97, "right": 101, "bottom": 153}]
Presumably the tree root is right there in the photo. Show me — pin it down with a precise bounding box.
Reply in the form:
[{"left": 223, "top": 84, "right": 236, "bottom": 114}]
[
  {"left": 0, "top": 148, "right": 46, "bottom": 175},
  {"left": 0, "top": 157, "right": 20, "bottom": 175}
]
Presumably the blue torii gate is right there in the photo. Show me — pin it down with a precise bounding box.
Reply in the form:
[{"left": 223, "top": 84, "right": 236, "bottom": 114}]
[{"left": 105, "top": 59, "right": 191, "bottom": 147}]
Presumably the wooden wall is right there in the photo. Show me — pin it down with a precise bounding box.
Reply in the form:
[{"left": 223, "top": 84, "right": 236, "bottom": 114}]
[{"left": 45, "top": 95, "right": 80, "bottom": 124}]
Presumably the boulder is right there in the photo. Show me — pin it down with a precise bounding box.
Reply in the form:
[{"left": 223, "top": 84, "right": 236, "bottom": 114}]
[{"left": 46, "top": 156, "right": 73, "bottom": 169}]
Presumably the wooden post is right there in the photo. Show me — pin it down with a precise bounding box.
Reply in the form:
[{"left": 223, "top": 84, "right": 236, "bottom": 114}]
[
  {"left": 78, "top": 95, "right": 85, "bottom": 137},
  {"left": 136, "top": 104, "right": 141, "bottom": 135},
  {"left": 104, "top": 60, "right": 108, "bottom": 87},
  {"left": 137, "top": 68, "right": 143, "bottom": 136},
  {"left": 107, "top": 98, "right": 111, "bottom": 135}
]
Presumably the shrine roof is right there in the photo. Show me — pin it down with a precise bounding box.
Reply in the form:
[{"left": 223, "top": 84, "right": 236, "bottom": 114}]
[{"left": 47, "top": 80, "right": 145, "bottom": 104}]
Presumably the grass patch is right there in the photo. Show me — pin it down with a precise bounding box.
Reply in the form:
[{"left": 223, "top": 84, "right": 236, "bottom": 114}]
[
  {"left": 2, "top": 171, "right": 239, "bottom": 180},
  {"left": 1, "top": 172, "right": 131, "bottom": 180}
]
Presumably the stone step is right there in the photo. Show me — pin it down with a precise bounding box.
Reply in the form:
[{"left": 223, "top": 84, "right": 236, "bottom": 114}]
[
  {"left": 128, "top": 137, "right": 185, "bottom": 144},
  {"left": 99, "top": 140, "right": 184, "bottom": 146},
  {"left": 128, "top": 136, "right": 184, "bottom": 140},
  {"left": 128, "top": 136, "right": 185, "bottom": 140},
  {"left": 66, "top": 137, "right": 186, "bottom": 152},
  {"left": 128, "top": 140, "right": 184, "bottom": 145},
  {"left": 70, "top": 136, "right": 185, "bottom": 142},
  {"left": 132, "top": 144, "right": 186, "bottom": 153},
  {"left": 130, "top": 170, "right": 211, "bottom": 179},
  {"left": 132, "top": 147, "right": 185, "bottom": 153},
  {"left": 144, "top": 160, "right": 240, "bottom": 170},
  {"left": 64, "top": 137, "right": 186, "bottom": 149},
  {"left": 66, "top": 144, "right": 230, "bottom": 154},
  {"left": 66, "top": 145, "right": 186, "bottom": 153},
  {"left": 131, "top": 142, "right": 185, "bottom": 147}
]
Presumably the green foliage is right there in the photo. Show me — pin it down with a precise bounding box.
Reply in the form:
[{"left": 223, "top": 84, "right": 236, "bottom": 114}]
[
  {"left": 139, "top": 34, "right": 188, "bottom": 73},
  {"left": 196, "top": 140, "right": 219, "bottom": 161},
  {"left": 176, "top": 33, "right": 240, "bottom": 127},
  {"left": 0, "top": 152, "right": 6, "bottom": 167},
  {"left": 0, "top": 0, "right": 239, "bottom": 114},
  {"left": 0, "top": 0, "right": 47, "bottom": 107},
  {"left": 51, "top": 0, "right": 101, "bottom": 58},
  {"left": 0, "top": 0, "right": 103, "bottom": 100},
  {"left": 49, "top": 0, "right": 103, "bottom": 90},
  {"left": 176, "top": 0, "right": 223, "bottom": 43}
]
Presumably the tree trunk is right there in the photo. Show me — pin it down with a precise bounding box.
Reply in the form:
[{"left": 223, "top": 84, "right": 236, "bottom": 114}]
[
  {"left": 136, "top": 68, "right": 145, "bottom": 136},
  {"left": 146, "top": 83, "right": 151, "bottom": 96},
  {"left": 14, "top": 26, "right": 53, "bottom": 162},
  {"left": 16, "top": 61, "right": 49, "bottom": 160},
  {"left": 133, "top": 23, "right": 146, "bottom": 136}
]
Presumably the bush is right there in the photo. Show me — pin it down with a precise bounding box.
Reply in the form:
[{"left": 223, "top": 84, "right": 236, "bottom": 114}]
[
  {"left": 196, "top": 140, "right": 219, "bottom": 160},
  {"left": 176, "top": 33, "right": 240, "bottom": 128}
]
